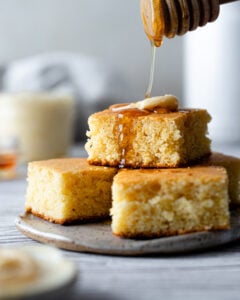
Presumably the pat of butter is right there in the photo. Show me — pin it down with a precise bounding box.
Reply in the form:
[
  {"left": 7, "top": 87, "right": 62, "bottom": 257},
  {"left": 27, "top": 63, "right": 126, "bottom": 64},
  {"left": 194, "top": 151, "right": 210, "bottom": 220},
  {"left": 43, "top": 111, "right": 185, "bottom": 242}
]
[{"left": 112, "top": 95, "right": 179, "bottom": 112}]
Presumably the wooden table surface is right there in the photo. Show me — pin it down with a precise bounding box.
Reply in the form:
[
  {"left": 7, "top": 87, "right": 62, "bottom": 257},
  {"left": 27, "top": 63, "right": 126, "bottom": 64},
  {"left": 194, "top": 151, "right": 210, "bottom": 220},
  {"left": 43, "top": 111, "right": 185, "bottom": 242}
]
[{"left": 1, "top": 143, "right": 240, "bottom": 300}]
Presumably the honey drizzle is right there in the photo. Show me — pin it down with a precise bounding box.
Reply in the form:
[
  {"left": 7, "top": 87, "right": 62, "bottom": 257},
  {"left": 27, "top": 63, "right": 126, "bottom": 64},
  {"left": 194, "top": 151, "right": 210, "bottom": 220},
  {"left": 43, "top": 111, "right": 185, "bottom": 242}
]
[
  {"left": 116, "top": 112, "right": 129, "bottom": 169},
  {"left": 117, "top": 113, "right": 126, "bottom": 168},
  {"left": 140, "top": 0, "right": 165, "bottom": 47},
  {"left": 145, "top": 42, "right": 156, "bottom": 98},
  {"left": 111, "top": 106, "right": 154, "bottom": 168},
  {"left": 110, "top": 103, "right": 182, "bottom": 168}
]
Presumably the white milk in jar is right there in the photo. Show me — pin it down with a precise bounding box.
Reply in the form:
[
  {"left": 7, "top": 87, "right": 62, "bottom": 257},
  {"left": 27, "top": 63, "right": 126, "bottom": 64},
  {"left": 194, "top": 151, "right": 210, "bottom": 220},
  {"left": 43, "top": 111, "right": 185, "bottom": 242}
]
[{"left": 0, "top": 92, "right": 75, "bottom": 161}]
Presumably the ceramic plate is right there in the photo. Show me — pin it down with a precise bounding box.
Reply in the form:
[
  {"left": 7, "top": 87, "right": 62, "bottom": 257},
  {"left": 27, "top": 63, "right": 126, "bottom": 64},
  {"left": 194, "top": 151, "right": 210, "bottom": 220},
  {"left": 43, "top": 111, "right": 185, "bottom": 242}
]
[{"left": 16, "top": 210, "right": 240, "bottom": 256}]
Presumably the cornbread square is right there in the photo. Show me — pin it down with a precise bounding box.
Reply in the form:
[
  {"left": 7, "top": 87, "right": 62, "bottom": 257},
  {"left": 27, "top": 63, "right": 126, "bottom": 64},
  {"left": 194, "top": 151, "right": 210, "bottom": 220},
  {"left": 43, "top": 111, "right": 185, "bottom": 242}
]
[
  {"left": 25, "top": 158, "right": 117, "bottom": 224},
  {"left": 85, "top": 107, "right": 211, "bottom": 168},
  {"left": 111, "top": 167, "right": 230, "bottom": 238},
  {"left": 202, "top": 152, "right": 240, "bottom": 205}
]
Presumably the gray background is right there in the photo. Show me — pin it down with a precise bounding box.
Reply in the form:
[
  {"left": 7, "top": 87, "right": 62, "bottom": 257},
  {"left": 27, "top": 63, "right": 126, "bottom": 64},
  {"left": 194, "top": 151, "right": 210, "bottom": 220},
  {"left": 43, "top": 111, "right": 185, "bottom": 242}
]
[{"left": 0, "top": 0, "right": 183, "bottom": 101}]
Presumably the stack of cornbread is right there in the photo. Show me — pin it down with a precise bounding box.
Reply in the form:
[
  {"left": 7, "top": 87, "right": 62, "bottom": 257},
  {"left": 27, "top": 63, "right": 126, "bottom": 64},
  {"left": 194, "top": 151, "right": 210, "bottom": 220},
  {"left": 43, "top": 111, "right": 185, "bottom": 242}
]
[{"left": 25, "top": 95, "right": 240, "bottom": 238}]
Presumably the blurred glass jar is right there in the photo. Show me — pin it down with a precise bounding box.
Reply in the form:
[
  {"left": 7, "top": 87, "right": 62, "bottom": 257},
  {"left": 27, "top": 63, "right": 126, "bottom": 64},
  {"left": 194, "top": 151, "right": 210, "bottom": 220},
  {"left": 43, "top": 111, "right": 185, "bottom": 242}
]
[
  {"left": 184, "top": 2, "right": 240, "bottom": 143},
  {"left": 0, "top": 136, "right": 18, "bottom": 179},
  {"left": 0, "top": 92, "right": 75, "bottom": 162}
]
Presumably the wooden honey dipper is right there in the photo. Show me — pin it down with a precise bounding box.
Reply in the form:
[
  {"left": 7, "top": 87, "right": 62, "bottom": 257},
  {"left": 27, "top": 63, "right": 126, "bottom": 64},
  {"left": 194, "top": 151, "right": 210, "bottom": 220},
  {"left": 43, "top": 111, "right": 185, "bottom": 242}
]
[{"left": 141, "top": 0, "right": 240, "bottom": 46}]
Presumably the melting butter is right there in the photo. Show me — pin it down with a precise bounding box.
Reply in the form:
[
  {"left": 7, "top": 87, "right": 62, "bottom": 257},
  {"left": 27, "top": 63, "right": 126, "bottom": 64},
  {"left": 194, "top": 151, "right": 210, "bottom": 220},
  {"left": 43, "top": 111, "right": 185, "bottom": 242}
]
[{"left": 111, "top": 95, "right": 179, "bottom": 112}]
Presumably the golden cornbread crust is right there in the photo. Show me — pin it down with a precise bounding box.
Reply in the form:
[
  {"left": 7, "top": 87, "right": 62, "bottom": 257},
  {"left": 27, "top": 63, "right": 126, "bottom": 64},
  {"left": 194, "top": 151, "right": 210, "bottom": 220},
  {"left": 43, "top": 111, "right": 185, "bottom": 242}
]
[
  {"left": 25, "top": 210, "right": 109, "bottom": 225},
  {"left": 25, "top": 158, "right": 117, "bottom": 224},
  {"left": 86, "top": 108, "right": 211, "bottom": 168},
  {"left": 111, "top": 166, "right": 230, "bottom": 238},
  {"left": 113, "top": 224, "right": 230, "bottom": 239},
  {"left": 88, "top": 153, "right": 212, "bottom": 168}
]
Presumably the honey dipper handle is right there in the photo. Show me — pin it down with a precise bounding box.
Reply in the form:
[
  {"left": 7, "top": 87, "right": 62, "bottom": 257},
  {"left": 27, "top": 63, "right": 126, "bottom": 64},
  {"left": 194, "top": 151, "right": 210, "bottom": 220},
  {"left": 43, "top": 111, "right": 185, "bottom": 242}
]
[
  {"left": 220, "top": 0, "right": 239, "bottom": 4},
  {"left": 140, "top": 0, "right": 240, "bottom": 45},
  {"left": 165, "top": 0, "right": 240, "bottom": 37}
]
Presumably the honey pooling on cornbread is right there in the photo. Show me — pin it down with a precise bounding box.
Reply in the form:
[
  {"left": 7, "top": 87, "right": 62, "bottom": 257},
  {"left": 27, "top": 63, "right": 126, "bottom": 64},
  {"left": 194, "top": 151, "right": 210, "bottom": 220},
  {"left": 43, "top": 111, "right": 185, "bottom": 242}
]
[
  {"left": 112, "top": 96, "right": 179, "bottom": 168},
  {"left": 86, "top": 95, "right": 211, "bottom": 168},
  {"left": 111, "top": 166, "right": 230, "bottom": 238},
  {"left": 25, "top": 158, "right": 117, "bottom": 224}
]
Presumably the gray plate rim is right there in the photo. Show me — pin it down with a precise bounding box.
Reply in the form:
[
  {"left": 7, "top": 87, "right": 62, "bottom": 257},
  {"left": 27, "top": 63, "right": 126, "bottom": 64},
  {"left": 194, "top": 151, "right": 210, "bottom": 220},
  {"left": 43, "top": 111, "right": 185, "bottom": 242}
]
[{"left": 15, "top": 210, "right": 240, "bottom": 256}]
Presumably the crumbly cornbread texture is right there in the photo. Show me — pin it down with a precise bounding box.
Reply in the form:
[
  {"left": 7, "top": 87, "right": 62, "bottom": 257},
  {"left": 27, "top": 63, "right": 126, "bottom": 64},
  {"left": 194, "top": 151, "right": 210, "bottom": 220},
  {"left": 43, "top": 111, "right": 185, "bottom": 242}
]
[
  {"left": 25, "top": 158, "right": 117, "bottom": 224},
  {"left": 202, "top": 152, "right": 240, "bottom": 205},
  {"left": 111, "top": 166, "right": 230, "bottom": 238},
  {"left": 85, "top": 107, "right": 211, "bottom": 168}
]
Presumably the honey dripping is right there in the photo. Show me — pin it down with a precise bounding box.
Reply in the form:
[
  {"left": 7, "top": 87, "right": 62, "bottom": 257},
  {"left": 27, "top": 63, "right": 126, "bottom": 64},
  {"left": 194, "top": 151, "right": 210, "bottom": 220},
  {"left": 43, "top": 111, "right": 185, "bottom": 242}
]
[
  {"left": 140, "top": 0, "right": 227, "bottom": 43},
  {"left": 140, "top": 0, "right": 165, "bottom": 47},
  {"left": 110, "top": 104, "right": 172, "bottom": 168},
  {"left": 112, "top": 0, "right": 181, "bottom": 168},
  {"left": 145, "top": 42, "right": 156, "bottom": 98},
  {"left": 117, "top": 113, "right": 125, "bottom": 168},
  {"left": 110, "top": 105, "right": 149, "bottom": 168},
  {"left": 140, "top": 0, "right": 165, "bottom": 98},
  {"left": 140, "top": 0, "right": 224, "bottom": 101}
]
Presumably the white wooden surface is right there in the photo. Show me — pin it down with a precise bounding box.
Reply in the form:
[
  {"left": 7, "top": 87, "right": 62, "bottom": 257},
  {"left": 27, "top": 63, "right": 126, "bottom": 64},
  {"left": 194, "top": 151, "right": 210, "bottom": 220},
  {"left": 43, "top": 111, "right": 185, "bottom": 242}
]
[{"left": 1, "top": 144, "right": 240, "bottom": 300}]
